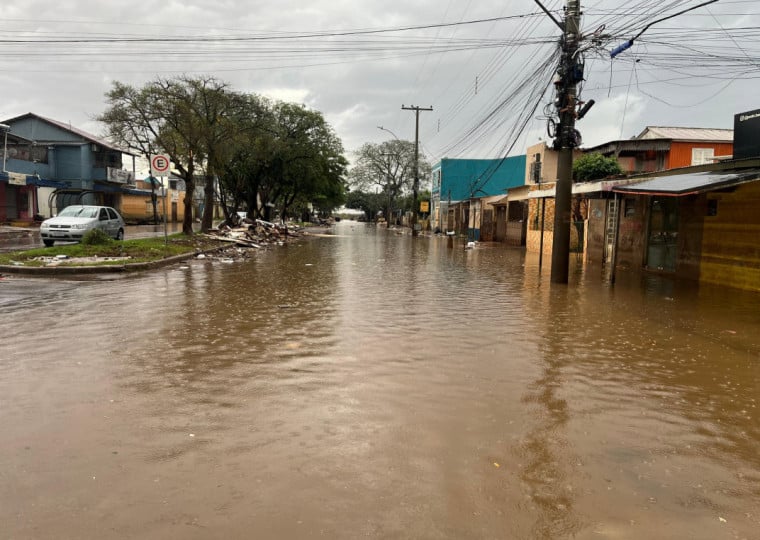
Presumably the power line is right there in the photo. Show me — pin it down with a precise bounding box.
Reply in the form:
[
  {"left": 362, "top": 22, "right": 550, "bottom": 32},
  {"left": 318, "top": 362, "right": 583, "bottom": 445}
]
[{"left": 0, "top": 13, "right": 548, "bottom": 44}]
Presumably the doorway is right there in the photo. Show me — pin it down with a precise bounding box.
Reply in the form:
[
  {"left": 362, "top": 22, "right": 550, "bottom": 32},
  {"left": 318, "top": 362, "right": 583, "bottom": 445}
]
[{"left": 646, "top": 197, "right": 678, "bottom": 272}]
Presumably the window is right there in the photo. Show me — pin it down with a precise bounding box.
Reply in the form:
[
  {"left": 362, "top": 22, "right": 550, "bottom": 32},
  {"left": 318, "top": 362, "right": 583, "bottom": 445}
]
[
  {"left": 99, "top": 208, "right": 109, "bottom": 221},
  {"left": 530, "top": 161, "right": 542, "bottom": 183},
  {"left": 625, "top": 198, "right": 635, "bottom": 217},
  {"left": 691, "top": 148, "right": 715, "bottom": 166},
  {"left": 107, "top": 208, "right": 118, "bottom": 220}
]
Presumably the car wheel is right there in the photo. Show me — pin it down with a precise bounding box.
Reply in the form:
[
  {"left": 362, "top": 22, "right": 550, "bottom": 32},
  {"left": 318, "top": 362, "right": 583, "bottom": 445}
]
[
  {"left": 116, "top": 228, "right": 124, "bottom": 240},
  {"left": 43, "top": 239, "right": 54, "bottom": 247}
]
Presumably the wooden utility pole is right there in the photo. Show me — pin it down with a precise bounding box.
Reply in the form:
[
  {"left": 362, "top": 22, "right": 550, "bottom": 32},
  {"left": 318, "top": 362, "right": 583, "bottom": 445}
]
[
  {"left": 402, "top": 105, "right": 433, "bottom": 237},
  {"left": 549, "top": 0, "right": 582, "bottom": 283}
]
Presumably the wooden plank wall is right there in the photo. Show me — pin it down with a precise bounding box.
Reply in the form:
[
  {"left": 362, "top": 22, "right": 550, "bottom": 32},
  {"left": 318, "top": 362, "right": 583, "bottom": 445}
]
[{"left": 700, "top": 181, "right": 760, "bottom": 291}]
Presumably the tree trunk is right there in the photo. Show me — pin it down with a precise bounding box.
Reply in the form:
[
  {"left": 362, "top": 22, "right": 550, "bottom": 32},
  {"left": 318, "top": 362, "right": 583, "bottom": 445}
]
[
  {"left": 182, "top": 174, "right": 195, "bottom": 235},
  {"left": 201, "top": 173, "right": 215, "bottom": 232}
]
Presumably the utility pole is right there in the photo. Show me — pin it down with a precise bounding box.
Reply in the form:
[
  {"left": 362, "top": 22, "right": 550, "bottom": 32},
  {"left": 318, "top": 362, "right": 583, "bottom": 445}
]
[
  {"left": 549, "top": 0, "right": 582, "bottom": 284},
  {"left": 402, "top": 105, "right": 433, "bottom": 237}
]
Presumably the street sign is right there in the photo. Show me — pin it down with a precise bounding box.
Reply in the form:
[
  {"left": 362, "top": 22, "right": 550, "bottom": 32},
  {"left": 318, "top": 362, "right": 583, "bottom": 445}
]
[
  {"left": 150, "top": 154, "right": 171, "bottom": 174},
  {"left": 420, "top": 201, "right": 429, "bottom": 213}
]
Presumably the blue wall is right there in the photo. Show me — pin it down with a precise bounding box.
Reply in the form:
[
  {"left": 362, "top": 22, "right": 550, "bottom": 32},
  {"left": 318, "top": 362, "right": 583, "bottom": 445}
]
[
  {"left": 56, "top": 146, "right": 85, "bottom": 181},
  {"left": 8, "top": 116, "right": 84, "bottom": 144},
  {"left": 5, "top": 158, "right": 51, "bottom": 178},
  {"left": 433, "top": 156, "right": 526, "bottom": 202},
  {"left": 6, "top": 115, "right": 106, "bottom": 189}
]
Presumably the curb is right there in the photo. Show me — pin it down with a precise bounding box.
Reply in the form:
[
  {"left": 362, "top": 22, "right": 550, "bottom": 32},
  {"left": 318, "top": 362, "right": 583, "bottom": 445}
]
[
  {"left": 0, "top": 247, "right": 228, "bottom": 276},
  {"left": 0, "top": 226, "right": 331, "bottom": 277}
]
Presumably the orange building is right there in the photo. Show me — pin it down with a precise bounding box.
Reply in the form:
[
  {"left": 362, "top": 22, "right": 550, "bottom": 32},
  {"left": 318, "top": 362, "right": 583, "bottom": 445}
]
[{"left": 584, "top": 126, "right": 733, "bottom": 173}]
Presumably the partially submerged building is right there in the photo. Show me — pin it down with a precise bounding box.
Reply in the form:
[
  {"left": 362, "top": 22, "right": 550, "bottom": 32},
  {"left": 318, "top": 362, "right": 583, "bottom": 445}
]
[{"left": 430, "top": 156, "right": 526, "bottom": 240}]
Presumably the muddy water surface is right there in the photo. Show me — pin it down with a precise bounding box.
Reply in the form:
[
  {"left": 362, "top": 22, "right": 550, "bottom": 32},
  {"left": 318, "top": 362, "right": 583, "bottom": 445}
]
[{"left": 1, "top": 222, "right": 759, "bottom": 539}]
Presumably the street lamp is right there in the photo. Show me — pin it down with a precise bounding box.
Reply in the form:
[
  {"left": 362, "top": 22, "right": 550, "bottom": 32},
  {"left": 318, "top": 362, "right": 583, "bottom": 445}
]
[
  {"left": 377, "top": 125, "right": 400, "bottom": 142},
  {"left": 0, "top": 123, "right": 9, "bottom": 173}
]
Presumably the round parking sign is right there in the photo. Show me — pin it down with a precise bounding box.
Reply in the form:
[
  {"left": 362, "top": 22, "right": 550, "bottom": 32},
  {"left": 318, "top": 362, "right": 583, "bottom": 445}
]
[{"left": 150, "top": 154, "right": 171, "bottom": 174}]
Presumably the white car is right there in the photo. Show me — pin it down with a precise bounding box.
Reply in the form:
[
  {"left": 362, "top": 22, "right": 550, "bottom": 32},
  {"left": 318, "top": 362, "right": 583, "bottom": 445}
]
[{"left": 40, "top": 205, "right": 126, "bottom": 247}]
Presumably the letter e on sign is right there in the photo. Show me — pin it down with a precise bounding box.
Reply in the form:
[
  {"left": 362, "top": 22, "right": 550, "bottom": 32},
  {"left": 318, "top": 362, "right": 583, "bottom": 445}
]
[{"left": 150, "top": 154, "right": 171, "bottom": 174}]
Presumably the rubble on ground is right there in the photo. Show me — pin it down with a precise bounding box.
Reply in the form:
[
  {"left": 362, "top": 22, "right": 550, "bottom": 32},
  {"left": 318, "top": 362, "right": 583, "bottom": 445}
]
[
  {"left": 199, "top": 218, "right": 323, "bottom": 262},
  {"left": 203, "top": 218, "right": 304, "bottom": 248}
]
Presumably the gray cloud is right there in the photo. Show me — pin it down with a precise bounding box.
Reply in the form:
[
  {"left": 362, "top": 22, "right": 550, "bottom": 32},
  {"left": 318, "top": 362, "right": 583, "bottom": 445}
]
[{"left": 2, "top": 0, "right": 757, "bottom": 164}]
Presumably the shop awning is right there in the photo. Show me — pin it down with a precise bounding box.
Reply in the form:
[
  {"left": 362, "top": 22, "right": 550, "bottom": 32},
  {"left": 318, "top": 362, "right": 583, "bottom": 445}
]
[
  {"left": 0, "top": 172, "right": 68, "bottom": 188},
  {"left": 612, "top": 170, "right": 760, "bottom": 196}
]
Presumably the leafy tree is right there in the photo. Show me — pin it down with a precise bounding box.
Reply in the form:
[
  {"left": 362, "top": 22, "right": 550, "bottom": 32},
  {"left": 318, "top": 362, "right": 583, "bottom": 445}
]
[
  {"left": 102, "top": 78, "right": 348, "bottom": 230},
  {"left": 573, "top": 152, "right": 623, "bottom": 182},
  {"left": 345, "top": 189, "right": 385, "bottom": 222},
  {"left": 101, "top": 78, "right": 195, "bottom": 234},
  {"left": 100, "top": 76, "right": 248, "bottom": 234},
  {"left": 349, "top": 139, "right": 431, "bottom": 224},
  {"left": 215, "top": 94, "right": 276, "bottom": 221},
  {"left": 263, "top": 102, "right": 348, "bottom": 221},
  {"left": 570, "top": 153, "right": 619, "bottom": 251}
]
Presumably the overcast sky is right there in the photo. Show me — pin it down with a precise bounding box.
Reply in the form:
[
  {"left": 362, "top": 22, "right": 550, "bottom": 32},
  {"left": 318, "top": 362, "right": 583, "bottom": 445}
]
[{"left": 2, "top": 0, "right": 758, "bottom": 169}]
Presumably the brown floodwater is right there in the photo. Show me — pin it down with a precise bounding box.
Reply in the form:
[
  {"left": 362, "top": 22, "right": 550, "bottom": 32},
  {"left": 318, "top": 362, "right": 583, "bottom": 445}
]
[{"left": 1, "top": 222, "right": 759, "bottom": 539}]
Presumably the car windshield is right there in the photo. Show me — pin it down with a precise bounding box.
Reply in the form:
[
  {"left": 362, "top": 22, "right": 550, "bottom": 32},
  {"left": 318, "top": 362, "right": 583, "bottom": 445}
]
[{"left": 58, "top": 206, "right": 98, "bottom": 218}]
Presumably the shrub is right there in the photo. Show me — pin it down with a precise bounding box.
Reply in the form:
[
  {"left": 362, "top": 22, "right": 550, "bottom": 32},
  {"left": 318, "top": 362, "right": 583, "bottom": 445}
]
[
  {"left": 573, "top": 152, "right": 623, "bottom": 182},
  {"left": 81, "top": 228, "right": 114, "bottom": 245}
]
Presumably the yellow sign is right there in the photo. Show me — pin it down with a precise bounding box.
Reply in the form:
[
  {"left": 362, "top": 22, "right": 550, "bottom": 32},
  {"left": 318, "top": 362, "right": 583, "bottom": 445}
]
[{"left": 420, "top": 201, "right": 429, "bottom": 213}]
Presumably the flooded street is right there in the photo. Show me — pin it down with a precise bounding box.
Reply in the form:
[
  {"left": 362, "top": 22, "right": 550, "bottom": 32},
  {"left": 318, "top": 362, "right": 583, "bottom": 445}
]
[{"left": 1, "top": 221, "right": 759, "bottom": 539}]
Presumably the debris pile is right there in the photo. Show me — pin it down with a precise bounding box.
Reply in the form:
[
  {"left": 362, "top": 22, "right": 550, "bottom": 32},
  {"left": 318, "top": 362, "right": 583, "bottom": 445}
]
[{"left": 203, "top": 218, "right": 304, "bottom": 250}]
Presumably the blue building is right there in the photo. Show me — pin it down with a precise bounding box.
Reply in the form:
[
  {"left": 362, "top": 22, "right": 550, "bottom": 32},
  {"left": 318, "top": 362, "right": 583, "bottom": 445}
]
[
  {"left": 430, "top": 155, "right": 526, "bottom": 239},
  {"left": 0, "top": 113, "right": 140, "bottom": 222}
]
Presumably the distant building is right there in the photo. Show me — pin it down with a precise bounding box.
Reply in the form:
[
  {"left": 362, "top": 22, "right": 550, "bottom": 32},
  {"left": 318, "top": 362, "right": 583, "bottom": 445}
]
[{"left": 431, "top": 156, "right": 526, "bottom": 239}]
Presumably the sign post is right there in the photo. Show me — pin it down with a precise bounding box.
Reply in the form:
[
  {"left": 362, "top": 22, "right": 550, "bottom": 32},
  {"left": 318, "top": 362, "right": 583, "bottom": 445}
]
[{"left": 150, "top": 155, "right": 171, "bottom": 245}]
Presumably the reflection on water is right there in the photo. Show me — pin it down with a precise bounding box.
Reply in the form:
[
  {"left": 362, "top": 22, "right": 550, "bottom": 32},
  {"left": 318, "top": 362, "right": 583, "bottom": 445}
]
[{"left": 1, "top": 222, "right": 759, "bottom": 539}]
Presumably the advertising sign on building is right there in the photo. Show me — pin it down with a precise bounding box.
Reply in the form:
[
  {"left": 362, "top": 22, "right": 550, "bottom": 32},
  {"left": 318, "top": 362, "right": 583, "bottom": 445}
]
[
  {"left": 107, "top": 167, "right": 134, "bottom": 184},
  {"left": 733, "top": 109, "right": 760, "bottom": 160}
]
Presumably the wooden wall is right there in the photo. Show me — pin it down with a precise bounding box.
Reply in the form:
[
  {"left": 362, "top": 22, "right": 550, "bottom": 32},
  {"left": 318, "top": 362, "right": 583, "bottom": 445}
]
[
  {"left": 668, "top": 142, "right": 734, "bottom": 169},
  {"left": 700, "top": 181, "right": 760, "bottom": 291}
]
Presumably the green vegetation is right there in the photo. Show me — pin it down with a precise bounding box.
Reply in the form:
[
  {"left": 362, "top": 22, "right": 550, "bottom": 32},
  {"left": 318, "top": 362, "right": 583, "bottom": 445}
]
[
  {"left": 0, "top": 235, "right": 225, "bottom": 267},
  {"left": 573, "top": 152, "right": 624, "bottom": 182},
  {"left": 347, "top": 139, "right": 432, "bottom": 223},
  {"left": 81, "top": 228, "right": 114, "bottom": 245},
  {"left": 99, "top": 76, "right": 348, "bottom": 234}
]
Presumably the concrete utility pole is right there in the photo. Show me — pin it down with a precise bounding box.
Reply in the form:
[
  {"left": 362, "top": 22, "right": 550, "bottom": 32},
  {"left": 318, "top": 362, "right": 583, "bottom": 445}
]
[
  {"left": 402, "top": 105, "right": 433, "bottom": 237},
  {"left": 549, "top": 0, "right": 582, "bottom": 284}
]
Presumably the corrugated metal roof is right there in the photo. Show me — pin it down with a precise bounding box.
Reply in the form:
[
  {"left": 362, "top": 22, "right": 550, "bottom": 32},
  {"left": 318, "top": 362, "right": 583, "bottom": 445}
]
[
  {"left": 636, "top": 126, "right": 733, "bottom": 142},
  {"left": 613, "top": 170, "right": 760, "bottom": 196},
  {"left": 585, "top": 139, "right": 671, "bottom": 154}
]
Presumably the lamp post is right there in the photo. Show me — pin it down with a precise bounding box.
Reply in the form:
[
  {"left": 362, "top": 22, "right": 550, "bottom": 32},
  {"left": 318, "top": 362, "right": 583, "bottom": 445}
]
[
  {"left": 377, "top": 125, "right": 400, "bottom": 142},
  {"left": 0, "top": 123, "right": 9, "bottom": 173}
]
